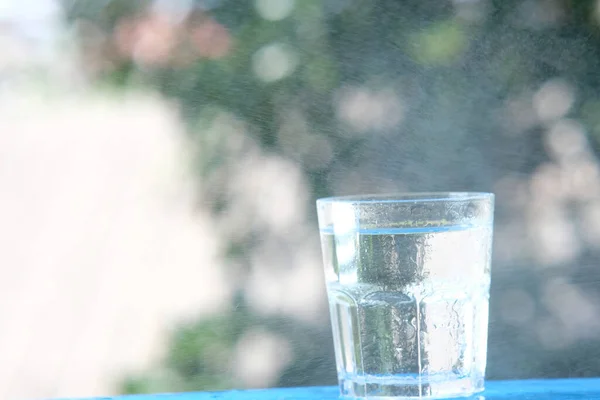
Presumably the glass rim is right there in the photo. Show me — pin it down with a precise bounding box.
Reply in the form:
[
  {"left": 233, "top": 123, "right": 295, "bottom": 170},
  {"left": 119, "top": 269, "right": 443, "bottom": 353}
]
[{"left": 316, "top": 192, "right": 494, "bottom": 204}]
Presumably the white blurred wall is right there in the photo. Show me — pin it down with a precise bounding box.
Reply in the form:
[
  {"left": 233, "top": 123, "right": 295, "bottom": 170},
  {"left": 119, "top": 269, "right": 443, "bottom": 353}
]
[
  {"left": 0, "top": 89, "right": 232, "bottom": 399},
  {"left": 0, "top": 3, "right": 234, "bottom": 398}
]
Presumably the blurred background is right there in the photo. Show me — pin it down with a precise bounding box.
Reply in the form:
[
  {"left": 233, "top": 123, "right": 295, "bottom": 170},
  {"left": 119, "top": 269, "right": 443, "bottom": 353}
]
[{"left": 2, "top": 0, "right": 600, "bottom": 398}]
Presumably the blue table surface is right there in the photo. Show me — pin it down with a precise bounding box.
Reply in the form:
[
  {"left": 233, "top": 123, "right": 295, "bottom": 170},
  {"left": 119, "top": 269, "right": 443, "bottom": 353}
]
[{"left": 72, "top": 379, "right": 600, "bottom": 400}]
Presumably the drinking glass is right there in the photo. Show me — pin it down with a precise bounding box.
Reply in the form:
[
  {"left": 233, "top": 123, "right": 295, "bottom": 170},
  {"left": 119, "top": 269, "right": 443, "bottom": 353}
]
[{"left": 317, "top": 193, "right": 494, "bottom": 399}]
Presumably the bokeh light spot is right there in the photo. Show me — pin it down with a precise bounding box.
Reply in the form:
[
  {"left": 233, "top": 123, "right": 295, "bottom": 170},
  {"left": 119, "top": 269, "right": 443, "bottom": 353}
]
[
  {"left": 409, "top": 21, "right": 467, "bottom": 65},
  {"left": 545, "top": 119, "right": 587, "bottom": 162},
  {"left": 233, "top": 329, "right": 292, "bottom": 388},
  {"left": 252, "top": 43, "right": 298, "bottom": 82},
  {"left": 533, "top": 79, "right": 575, "bottom": 122},
  {"left": 335, "top": 86, "right": 404, "bottom": 133},
  {"left": 255, "top": 0, "right": 295, "bottom": 21}
]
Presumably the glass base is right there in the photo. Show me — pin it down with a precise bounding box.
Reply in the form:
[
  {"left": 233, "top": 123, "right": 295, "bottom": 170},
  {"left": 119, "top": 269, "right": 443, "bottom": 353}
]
[{"left": 339, "top": 374, "right": 484, "bottom": 399}]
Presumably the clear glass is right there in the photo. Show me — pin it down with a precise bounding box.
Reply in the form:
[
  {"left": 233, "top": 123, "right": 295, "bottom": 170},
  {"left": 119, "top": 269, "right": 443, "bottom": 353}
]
[{"left": 317, "top": 193, "right": 494, "bottom": 399}]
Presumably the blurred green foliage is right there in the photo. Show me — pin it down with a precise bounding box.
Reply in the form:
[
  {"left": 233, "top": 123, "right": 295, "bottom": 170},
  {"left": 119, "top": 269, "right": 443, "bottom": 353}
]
[{"left": 62, "top": 0, "right": 600, "bottom": 394}]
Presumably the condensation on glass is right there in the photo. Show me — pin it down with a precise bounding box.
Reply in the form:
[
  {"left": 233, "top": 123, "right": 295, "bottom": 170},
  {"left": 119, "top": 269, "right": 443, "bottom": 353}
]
[{"left": 317, "top": 193, "right": 494, "bottom": 399}]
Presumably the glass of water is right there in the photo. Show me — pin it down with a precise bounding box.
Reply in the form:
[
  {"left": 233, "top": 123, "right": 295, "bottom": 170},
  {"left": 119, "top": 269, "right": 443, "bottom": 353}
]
[{"left": 317, "top": 193, "right": 494, "bottom": 399}]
